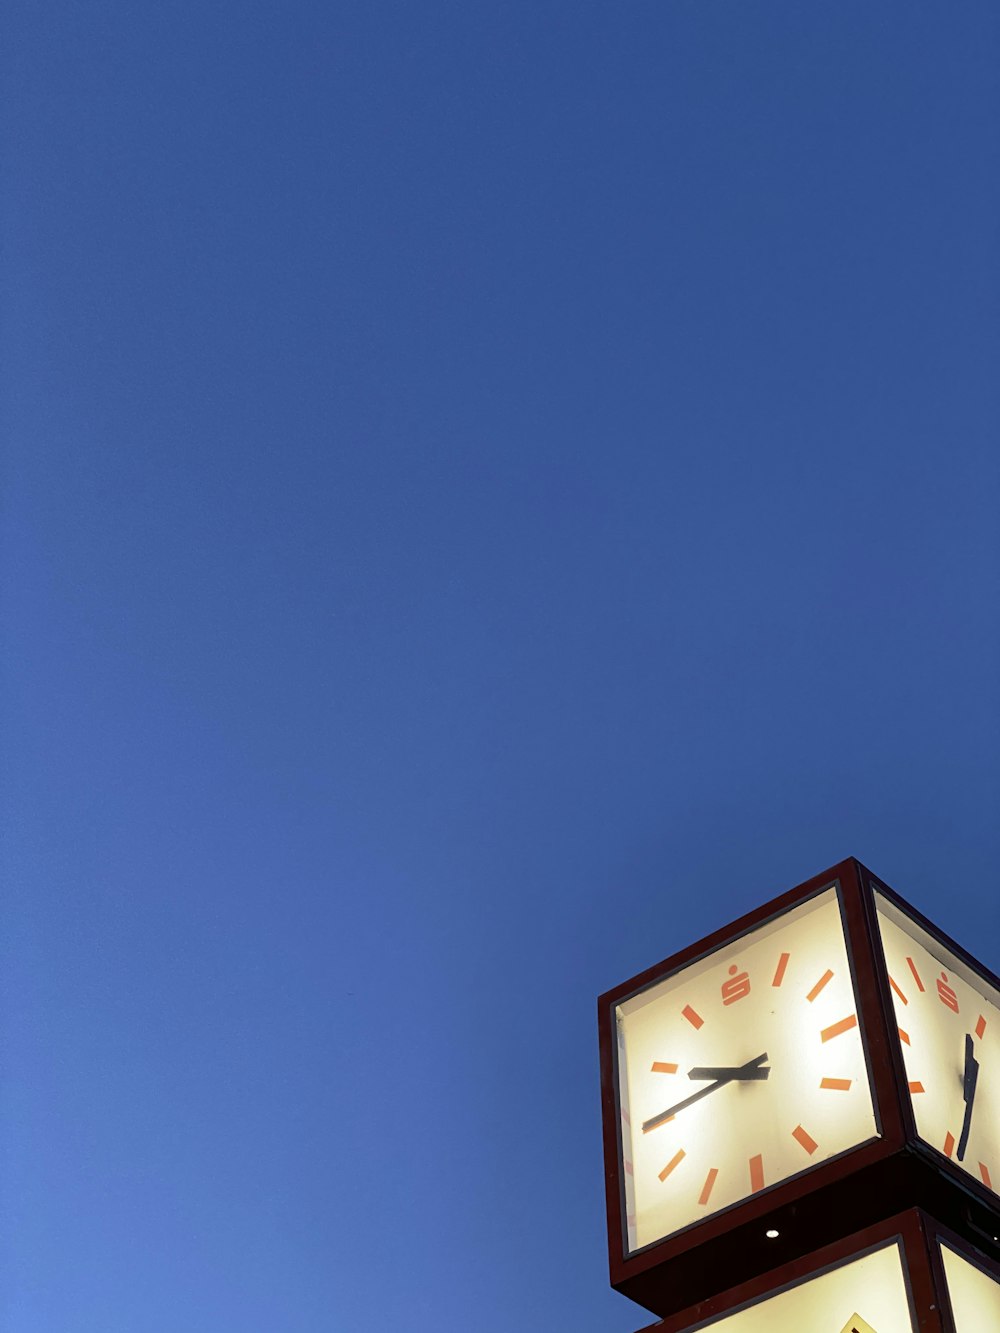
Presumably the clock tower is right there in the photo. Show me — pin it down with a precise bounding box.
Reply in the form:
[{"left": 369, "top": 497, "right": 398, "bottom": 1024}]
[{"left": 597, "top": 858, "right": 1000, "bottom": 1330}]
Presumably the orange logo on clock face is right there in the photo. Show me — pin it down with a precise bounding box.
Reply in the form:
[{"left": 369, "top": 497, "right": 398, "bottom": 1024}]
[{"left": 721, "top": 964, "right": 750, "bottom": 1006}]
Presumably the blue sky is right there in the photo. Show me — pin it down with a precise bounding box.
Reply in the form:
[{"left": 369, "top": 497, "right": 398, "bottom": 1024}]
[{"left": 4, "top": 3, "right": 999, "bottom": 1330}]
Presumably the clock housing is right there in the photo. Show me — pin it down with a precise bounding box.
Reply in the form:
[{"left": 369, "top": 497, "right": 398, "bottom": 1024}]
[{"left": 599, "top": 859, "right": 1000, "bottom": 1318}]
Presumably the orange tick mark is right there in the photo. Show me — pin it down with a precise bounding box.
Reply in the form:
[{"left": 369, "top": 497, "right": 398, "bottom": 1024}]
[
  {"left": 980, "top": 1162, "right": 993, "bottom": 1190},
  {"left": 908, "top": 1081, "right": 925, "bottom": 1094},
  {"left": 682, "top": 1005, "right": 703, "bottom": 1030},
  {"left": 792, "top": 1125, "right": 818, "bottom": 1155},
  {"left": 898, "top": 1026, "right": 911, "bottom": 1046},
  {"left": 943, "top": 1132, "right": 956, "bottom": 1159},
  {"left": 658, "top": 1149, "right": 686, "bottom": 1182},
  {"left": 976, "top": 1014, "right": 987, "bottom": 1040},
  {"left": 772, "top": 952, "right": 790, "bottom": 987},
  {"left": 821, "top": 1014, "right": 858, "bottom": 1043},
  {"left": 749, "top": 1154, "right": 764, "bottom": 1193},
  {"left": 906, "top": 956, "right": 925, "bottom": 992},
  {"left": 806, "top": 969, "right": 834, "bottom": 1002},
  {"left": 698, "top": 1167, "right": 719, "bottom": 1206},
  {"left": 820, "top": 1077, "right": 852, "bottom": 1091},
  {"left": 888, "top": 975, "right": 908, "bottom": 1006},
  {"left": 651, "top": 1062, "right": 678, "bottom": 1074}
]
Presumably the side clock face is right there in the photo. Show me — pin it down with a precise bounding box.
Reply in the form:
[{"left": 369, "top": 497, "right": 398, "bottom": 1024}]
[
  {"left": 874, "top": 892, "right": 999, "bottom": 1199},
  {"left": 615, "top": 886, "right": 879, "bottom": 1254}
]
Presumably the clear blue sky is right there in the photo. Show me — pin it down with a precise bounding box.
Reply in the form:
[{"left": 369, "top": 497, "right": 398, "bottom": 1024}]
[{"left": 3, "top": 3, "right": 999, "bottom": 1330}]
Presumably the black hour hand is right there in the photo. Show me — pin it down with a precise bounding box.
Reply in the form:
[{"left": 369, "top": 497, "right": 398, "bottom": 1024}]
[
  {"left": 641, "top": 1053, "right": 770, "bottom": 1134},
  {"left": 687, "top": 1053, "right": 770, "bottom": 1082}
]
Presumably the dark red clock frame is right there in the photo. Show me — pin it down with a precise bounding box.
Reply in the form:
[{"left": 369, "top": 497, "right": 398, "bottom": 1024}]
[
  {"left": 598, "top": 857, "right": 1000, "bottom": 1319},
  {"left": 632, "top": 1208, "right": 1000, "bottom": 1333}
]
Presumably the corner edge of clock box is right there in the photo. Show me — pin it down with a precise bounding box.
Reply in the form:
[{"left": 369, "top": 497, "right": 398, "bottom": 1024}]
[
  {"left": 608, "top": 1144, "right": 1000, "bottom": 1320},
  {"left": 864, "top": 866, "right": 1000, "bottom": 995}
]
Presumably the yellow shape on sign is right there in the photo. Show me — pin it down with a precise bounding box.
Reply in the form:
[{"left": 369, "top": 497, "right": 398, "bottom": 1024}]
[{"left": 840, "top": 1315, "right": 878, "bottom": 1333}]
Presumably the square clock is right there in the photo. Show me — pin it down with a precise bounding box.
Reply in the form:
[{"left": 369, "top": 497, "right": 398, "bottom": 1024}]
[
  {"left": 633, "top": 1209, "right": 1000, "bottom": 1333},
  {"left": 598, "top": 859, "right": 1000, "bottom": 1318}
]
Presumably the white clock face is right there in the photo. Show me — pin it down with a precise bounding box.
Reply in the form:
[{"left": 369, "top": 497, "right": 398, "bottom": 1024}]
[
  {"left": 616, "top": 886, "right": 879, "bottom": 1253},
  {"left": 873, "top": 893, "right": 999, "bottom": 1200},
  {"left": 673, "top": 1239, "right": 914, "bottom": 1333},
  {"left": 940, "top": 1241, "right": 1000, "bottom": 1331}
]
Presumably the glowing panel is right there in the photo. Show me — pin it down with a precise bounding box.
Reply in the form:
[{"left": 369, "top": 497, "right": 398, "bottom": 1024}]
[
  {"left": 940, "top": 1242, "right": 1000, "bottom": 1331},
  {"left": 676, "top": 1240, "right": 914, "bottom": 1332}
]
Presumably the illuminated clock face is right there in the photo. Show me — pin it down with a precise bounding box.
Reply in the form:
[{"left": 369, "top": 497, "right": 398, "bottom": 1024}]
[
  {"left": 615, "top": 886, "right": 879, "bottom": 1253},
  {"left": 874, "top": 893, "right": 999, "bottom": 1200}
]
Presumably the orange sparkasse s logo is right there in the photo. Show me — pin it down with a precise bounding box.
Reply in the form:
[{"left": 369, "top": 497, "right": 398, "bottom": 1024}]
[
  {"left": 936, "top": 970, "right": 960, "bottom": 1013},
  {"left": 720, "top": 963, "right": 750, "bottom": 1006}
]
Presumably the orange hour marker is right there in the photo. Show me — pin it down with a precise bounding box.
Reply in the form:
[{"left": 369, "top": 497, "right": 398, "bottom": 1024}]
[
  {"left": 651, "top": 1062, "right": 678, "bottom": 1074},
  {"left": 792, "top": 1124, "right": 818, "bottom": 1155},
  {"left": 943, "top": 1132, "right": 956, "bottom": 1159},
  {"left": 658, "top": 1149, "right": 686, "bottom": 1182},
  {"left": 682, "top": 1005, "right": 704, "bottom": 1030},
  {"left": 976, "top": 1014, "right": 986, "bottom": 1040},
  {"left": 806, "top": 969, "right": 834, "bottom": 1002},
  {"left": 749, "top": 1153, "right": 764, "bottom": 1193},
  {"left": 981, "top": 1162, "right": 993, "bottom": 1190},
  {"left": 908, "top": 1081, "right": 925, "bottom": 1094},
  {"left": 898, "top": 1026, "right": 911, "bottom": 1046},
  {"left": 624, "top": 1160, "right": 634, "bottom": 1176},
  {"left": 821, "top": 1014, "right": 858, "bottom": 1043},
  {"left": 906, "top": 956, "right": 925, "bottom": 992},
  {"left": 820, "top": 1077, "right": 852, "bottom": 1091},
  {"left": 772, "top": 952, "right": 790, "bottom": 987},
  {"left": 698, "top": 1167, "right": 719, "bottom": 1206},
  {"left": 888, "top": 975, "right": 908, "bottom": 1006}
]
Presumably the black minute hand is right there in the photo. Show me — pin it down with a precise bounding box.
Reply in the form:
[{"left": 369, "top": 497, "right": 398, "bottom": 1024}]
[
  {"left": 641, "top": 1053, "right": 770, "bottom": 1134},
  {"left": 956, "top": 1032, "right": 979, "bottom": 1163}
]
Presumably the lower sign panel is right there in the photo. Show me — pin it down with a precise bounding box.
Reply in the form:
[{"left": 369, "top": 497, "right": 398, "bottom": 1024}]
[
  {"left": 657, "top": 1241, "right": 914, "bottom": 1333},
  {"left": 939, "top": 1241, "right": 1000, "bottom": 1330}
]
